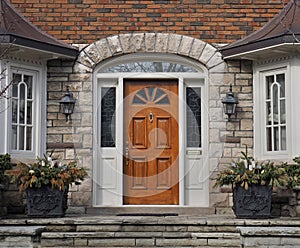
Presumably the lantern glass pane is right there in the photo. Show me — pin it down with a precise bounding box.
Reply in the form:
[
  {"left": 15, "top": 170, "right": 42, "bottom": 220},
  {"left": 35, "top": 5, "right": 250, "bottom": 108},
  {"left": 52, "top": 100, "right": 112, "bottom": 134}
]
[{"left": 225, "top": 103, "right": 235, "bottom": 115}]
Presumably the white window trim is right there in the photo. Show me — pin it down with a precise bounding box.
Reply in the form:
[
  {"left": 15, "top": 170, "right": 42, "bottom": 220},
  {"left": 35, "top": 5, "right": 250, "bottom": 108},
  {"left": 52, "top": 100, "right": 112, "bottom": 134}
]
[
  {"left": 254, "top": 61, "right": 291, "bottom": 160},
  {"left": 2, "top": 61, "right": 46, "bottom": 159}
]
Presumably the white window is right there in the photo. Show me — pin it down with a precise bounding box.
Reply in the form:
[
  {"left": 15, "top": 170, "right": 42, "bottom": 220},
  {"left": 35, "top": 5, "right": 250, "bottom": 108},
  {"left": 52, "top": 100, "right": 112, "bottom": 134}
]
[
  {"left": 186, "top": 86, "right": 201, "bottom": 148},
  {"left": 254, "top": 65, "right": 290, "bottom": 160},
  {"left": 264, "top": 72, "right": 286, "bottom": 152},
  {"left": 0, "top": 63, "right": 46, "bottom": 159},
  {"left": 100, "top": 86, "right": 116, "bottom": 148},
  {"left": 11, "top": 72, "right": 34, "bottom": 152}
]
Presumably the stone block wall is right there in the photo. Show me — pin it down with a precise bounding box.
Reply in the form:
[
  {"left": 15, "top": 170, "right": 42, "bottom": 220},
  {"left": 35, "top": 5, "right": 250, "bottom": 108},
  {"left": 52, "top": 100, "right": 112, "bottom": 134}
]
[
  {"left": 238, "top": 227, "right": 300, "bottom": 247},
  {"left": 47, "top": 58, "right": 93, "bottom": 211},
  {"left": 1, "top": 0, "right": 298, "bottom": 215},
  {"left": 2, "top": 36, "right": 299, "bottom": 215},
  {"left": 209, "top": 59, "right": 254, "bottom": 210},
  {"left": 2, "top": 185, "right": 25, "bottom": 215},
  {"left": 0, "top": 226, "right": 46, "bottom": 248},
  {"left": 0, "top": 35, "right": 257, "bottom": 213},
  {"left": 0, "top": 186, "right": 6, "bottom": 216},
  {"left": 45, "top": 33, "right": 255, "bottom": 211}
]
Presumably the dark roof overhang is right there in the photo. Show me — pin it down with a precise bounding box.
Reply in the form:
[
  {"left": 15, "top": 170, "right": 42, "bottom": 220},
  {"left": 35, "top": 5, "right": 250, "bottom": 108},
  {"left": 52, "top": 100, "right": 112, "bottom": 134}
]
[
  {"left": 0, "top": 34, "right": 78, "bottom": 59},
  {"left": 0, "top": 0, "right": 78, "bottom": 59},
  {"left": 220, "top": 0, "right": 300, "bottom": 60}
]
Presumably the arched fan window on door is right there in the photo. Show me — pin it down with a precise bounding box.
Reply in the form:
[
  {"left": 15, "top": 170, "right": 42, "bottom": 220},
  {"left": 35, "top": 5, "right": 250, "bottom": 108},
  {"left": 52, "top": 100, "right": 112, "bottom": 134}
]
[{"left": 132, "top": 87, "right": 170, "bottom": 105}]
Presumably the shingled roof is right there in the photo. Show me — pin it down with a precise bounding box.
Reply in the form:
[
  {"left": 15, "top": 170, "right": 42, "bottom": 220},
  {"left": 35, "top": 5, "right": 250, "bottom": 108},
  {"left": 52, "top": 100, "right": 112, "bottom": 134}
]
[
  {"left": 0, "top": 0, "right": 77, "bottom": 58},
  {"left": 220, "top": 0, "right": 300, "bottom": 60}
]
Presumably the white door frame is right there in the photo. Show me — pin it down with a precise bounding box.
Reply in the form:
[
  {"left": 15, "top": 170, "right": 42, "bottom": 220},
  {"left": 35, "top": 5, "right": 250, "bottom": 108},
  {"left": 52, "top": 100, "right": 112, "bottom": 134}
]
[{"left": 92, "top": 55, "right": 208, "bottom": 207}]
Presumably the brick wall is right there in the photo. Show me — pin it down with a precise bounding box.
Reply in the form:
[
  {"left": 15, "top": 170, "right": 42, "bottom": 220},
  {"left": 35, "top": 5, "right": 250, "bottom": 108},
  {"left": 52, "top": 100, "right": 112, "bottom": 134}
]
[{"left": 10, "top": 0, "right": 289, "bottom": 45}]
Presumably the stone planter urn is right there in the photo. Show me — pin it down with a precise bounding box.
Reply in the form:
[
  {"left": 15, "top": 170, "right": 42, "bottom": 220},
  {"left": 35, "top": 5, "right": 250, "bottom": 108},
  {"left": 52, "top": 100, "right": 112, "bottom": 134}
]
[
  {"left": 233, "top": 184, "right": 272, "bottom": 218},
  {"left": 26, "top": 185, "right": 68, "bottom": 217}
]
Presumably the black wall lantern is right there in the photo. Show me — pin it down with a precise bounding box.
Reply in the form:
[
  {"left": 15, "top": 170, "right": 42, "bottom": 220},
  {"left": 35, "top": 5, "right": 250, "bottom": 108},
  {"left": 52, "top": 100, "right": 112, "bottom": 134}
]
[
  {"left": 59, "top": 85, "right": 76, "bottom": 122},
  {"left": 222, "top": 84, "right": 238, "bottom": 120}
]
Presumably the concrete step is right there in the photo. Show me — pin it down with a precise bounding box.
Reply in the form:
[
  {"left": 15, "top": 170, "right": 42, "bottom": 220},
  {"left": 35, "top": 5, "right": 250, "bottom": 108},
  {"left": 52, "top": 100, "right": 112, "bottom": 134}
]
[
  {"left": 36, "top": 215, "right": 241, "bottom": 247},
  {"left": 41, "top": 231, "right": 240, "bottom": 247},
  {"left": 38, "top": 216, "right": 241, "bottom": 247},
  {"left": 0, "top": 226, "right": 46, "bottom": 248},
  {"left": 3, "top": 215, "right": 300, "bottom": 247}
]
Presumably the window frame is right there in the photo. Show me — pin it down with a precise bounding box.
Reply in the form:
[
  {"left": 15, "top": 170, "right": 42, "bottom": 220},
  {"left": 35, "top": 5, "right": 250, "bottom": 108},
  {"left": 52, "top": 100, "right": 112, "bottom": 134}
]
[
  {"left": 254, "top": 62, "right": 291, "bottom": 160},
  {"left": 99, "top": 85, "right": 117, "bottom": 148},
  {"left": 3, "top": 62, "right": 46, "bottom": 159},
  {"left": 185, "top": 86, "right": 202, "bottom": 149},
  {"left": 11, "top": 70, "right": 35, "bottom": 152},
  {"left": 264, "top": 71, "right": 287, "bottom": 152}
]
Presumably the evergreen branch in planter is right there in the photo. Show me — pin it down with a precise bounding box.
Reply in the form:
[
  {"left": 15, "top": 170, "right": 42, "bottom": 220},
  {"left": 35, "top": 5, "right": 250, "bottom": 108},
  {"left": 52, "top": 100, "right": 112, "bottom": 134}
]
[
  {"left": 214, "top": 150, "right": 288, "bottom": 190},
  {"left": 8, "top": 154, "right": 88, "bottom": 191},
  {"left": 285, "top": 157, "right": 300, "bottom": 188}
]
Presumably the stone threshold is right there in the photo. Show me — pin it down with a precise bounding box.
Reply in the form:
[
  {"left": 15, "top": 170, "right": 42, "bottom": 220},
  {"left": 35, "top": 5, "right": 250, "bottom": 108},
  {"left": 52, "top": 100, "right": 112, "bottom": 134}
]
[{"left": 86, "top": 206, "right": 216, "bottom": 216}]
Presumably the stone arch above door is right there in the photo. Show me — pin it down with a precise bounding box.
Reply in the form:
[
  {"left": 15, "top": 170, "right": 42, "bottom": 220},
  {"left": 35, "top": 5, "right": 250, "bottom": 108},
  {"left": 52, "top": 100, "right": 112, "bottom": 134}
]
[
  {"left": 66, "top": 33, "right": 230, "bottom": 208},
  {"left": 73, "top": 33, "right": 226, "bottom": 73}
]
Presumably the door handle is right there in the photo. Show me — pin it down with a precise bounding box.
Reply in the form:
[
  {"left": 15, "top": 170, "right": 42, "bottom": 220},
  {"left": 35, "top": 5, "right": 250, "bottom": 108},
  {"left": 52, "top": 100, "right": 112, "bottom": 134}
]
[
  {"left": 149, "top": 111, "right": 153, "bottom": 123},
  {"left": 125, "top": 141, "right": 129, "bottom": 166}
]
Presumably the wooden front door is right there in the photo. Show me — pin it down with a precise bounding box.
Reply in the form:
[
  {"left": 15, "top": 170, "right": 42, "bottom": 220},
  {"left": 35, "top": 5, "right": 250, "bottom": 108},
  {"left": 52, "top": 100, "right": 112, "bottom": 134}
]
[{"left": 123, "top": 80, "right": 179, "bottom": 205}]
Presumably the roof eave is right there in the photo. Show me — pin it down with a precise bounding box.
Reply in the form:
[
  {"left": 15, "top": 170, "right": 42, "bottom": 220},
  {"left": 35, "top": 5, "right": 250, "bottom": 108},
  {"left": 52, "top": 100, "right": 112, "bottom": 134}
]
[
  {"left": 221, "top": 34, "right": 300, "bottom": 60},
  {"left": 0, "top": 34, "right": 78, "bottom": 59},
  {"left": 222, "top": 44, "right": 290, "bottom": 60}
]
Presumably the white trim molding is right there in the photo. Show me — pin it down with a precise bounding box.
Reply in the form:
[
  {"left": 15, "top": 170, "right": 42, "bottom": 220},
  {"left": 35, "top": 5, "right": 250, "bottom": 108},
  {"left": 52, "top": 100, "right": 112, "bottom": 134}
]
[
  {"left": 0, "top": 58, "right": 47, "bottom": 159},
  {"left": 254, "top": 58, "right": 293, "bottom": 161}
]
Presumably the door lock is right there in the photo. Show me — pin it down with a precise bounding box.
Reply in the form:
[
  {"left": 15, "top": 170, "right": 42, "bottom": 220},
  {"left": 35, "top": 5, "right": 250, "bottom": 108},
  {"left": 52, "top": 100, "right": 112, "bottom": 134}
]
[{"left": 149, "top": 111, "right": 153, "bottom": 123}]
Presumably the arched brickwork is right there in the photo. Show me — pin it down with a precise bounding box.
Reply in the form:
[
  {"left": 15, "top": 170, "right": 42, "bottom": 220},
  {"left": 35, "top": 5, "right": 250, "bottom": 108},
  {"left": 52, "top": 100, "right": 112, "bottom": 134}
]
[
  {"left": 73, "top": 33, "right": 226, "bottom": 73},
  {"left": 59, "top": 33, "right": 238, "bottom": 208}
]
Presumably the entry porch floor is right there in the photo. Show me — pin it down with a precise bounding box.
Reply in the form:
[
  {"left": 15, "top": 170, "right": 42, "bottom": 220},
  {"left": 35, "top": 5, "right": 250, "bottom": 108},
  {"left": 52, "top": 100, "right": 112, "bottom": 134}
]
[{"left": 1, "top": 212, "right": 300, "bottom": 247}]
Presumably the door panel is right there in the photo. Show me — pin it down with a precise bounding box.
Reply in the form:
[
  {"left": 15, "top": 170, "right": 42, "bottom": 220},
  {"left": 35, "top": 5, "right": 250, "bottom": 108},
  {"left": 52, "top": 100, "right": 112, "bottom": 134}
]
[
  {"left": 123, "top": 80, "right": 178, "bottom": 205},
  {"left": 131, "top": 157, "right": 147, "bottom": 189},
  {"left": 132, "top": 117, "right": 147, "bottom": 148},
  {"left": 156, "top": 157, "right": 172, "bottom": 189},
  {"left": 156, "top": 117, "right": 171, "bottom": 148}
]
